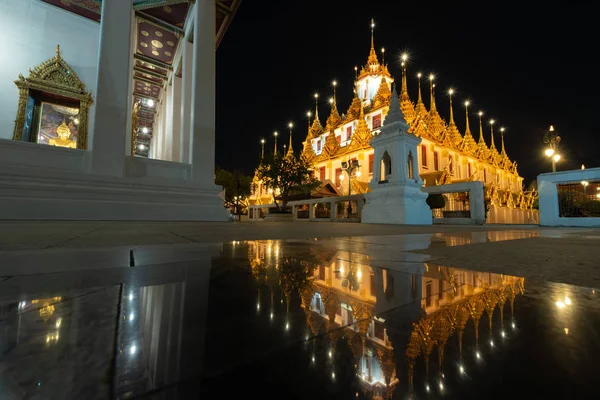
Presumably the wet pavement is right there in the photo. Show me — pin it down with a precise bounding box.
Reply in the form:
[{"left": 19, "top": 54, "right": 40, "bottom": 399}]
[{"left": 0, "top": 231, "right": 598, "bottom": 399}]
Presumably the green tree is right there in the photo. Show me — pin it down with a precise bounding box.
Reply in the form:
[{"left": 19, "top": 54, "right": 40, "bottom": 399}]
[
  {"left": 215, "top": 167, "right": 252, "bottom": 215},
  {"left": 256, "top": 153, "right": 320, "bottom": 210}
]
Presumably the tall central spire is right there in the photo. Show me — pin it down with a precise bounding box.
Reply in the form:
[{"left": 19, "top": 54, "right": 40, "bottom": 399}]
[
  {"left": 500, "top": 127, "right": 506, "bottom": 153},
  {"left": 415, "top": 72, "right": 428, "bottom": 118},
  {"left": 489, "top": 119, "right": 497, "bottom": 150},
  {"left": 448, "top": 89, "right": 456, "bottom": 126},
  {"left": 367, "top": 18, "right": 379, "bottom": 67},
  {"left": 478, "top": 112, "right": 485, "bottom": 143},
  {"left": 464, "top": 101, "right": 472, "bottom": 136},
  {"left": 314, "top": 93, "right": 319, "bottom": 120},
  {"left": 399, "top": 54, "right": 416, "bottom": 125}
]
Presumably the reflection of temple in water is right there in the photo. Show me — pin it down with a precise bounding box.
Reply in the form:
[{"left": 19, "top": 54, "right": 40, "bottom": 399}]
[{"left": 248, "top": 240, "right": 525, "bottom": 399}]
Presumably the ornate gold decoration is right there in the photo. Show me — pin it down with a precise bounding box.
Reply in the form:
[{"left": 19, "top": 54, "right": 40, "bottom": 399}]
[
  {"left": 399, "top": 62, "right": 416, "bottom": 125},
  {"left": 347, "top": 102, "right": 371, "bottom": 151},
  {"left": 325, "top": 100, "right": 342, "bottom": 131},
  {"left": 320, "top": 130, "right": 340, "bottom": 160},
  {"left": 155, "top": 31, "right": 164, "bottom": 37},
  {"left": 48, "top": 120, "right": 76, "bottom": 148},
  {"left": 141, "top": 30, "right": 149, "bottom": 36},
  {"left": 167, "top": 40, "right": 175, "bottom": 47},
  {"left": 12, "top": 45, "right": 93, "bottom": 149},
  {"left": 152, "top": 50, "right": 160, "bottom": 56},
  {"left": 372, "top": 77, "right": 392, "bottom": 109},
  {"left": 344, "top": 89, "right": 362, "bottom": 122},
  {"left": 131, "top": 100, "right": 140, "bottom": 156},
  {"left": 165, "top": 51, "right": 172, "bottom": 57},
  {"left": 151, "top": 40, "right": 164, "bottom": 48}
]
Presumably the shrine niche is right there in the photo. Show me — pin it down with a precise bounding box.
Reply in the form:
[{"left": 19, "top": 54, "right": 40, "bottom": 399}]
[{"left": 12, "top": 45, "right": 93, "bottom": 149}]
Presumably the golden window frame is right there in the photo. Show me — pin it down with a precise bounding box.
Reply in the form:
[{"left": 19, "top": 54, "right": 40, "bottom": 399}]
[{"left": 12, "top": 45, "right": 93, "bottom": 149}]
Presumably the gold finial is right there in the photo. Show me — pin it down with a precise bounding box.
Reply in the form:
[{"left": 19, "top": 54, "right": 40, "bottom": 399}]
[
  {"left": 464, "top": 101, "right": 472, "bottom": 136},
  {"left": 417, "top": 73, "right": 423, "bottom": 102},
  {"left": 478, "top": 111, "right": 485, "bottom": 143},
  {"left": 381, "top": 47, "right": 385, "bottom": 65},
  {"left": 500, "top": 127, "right": 506, "bottom": 153},
  {"left": 354, "top": 66, "right": 358, "bottom": 82},
  {"left": 489, "top": 119, "right": 496, "bottom": 150},
  {"left": 429, "top": 74, "right": 437, "bottom": 111},
  {"left": 260, "top": 138, "right": 265, "bottom": 159},
  {"left": 273, "top": 131, "right": 278, "bottom": 156},
  {"left": 401, "top": 54, "right": 409, "bottom": 96},
  {"left": 448, "top": 88, "right": 455, "bottom": 125},
  {"left": 313, "top": 93, "right": 319, "bottom": 120},
  {"left": 366, "top": 18, "right": 379, "bottom": 66},
  {"left": 287, "top": 122, "right": 294, "bottom": 156},
  {"left": 56, "top": 44, "right": 61, "bottom": 57},
  {"left": 332, "top": 80, "right": 337, "bottom": 107}
]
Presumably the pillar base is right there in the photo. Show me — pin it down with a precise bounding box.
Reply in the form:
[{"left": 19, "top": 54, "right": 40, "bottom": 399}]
[
  {"left": 0, "top": 146, "right": 227, "bottom": 221},
  {"left": 361, "top": 182, "right": 432, "bottom": 225}
]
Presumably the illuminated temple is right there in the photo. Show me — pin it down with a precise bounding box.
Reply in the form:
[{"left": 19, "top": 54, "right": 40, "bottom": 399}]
[
  {"left": 247, "top": 238, "right": 526, "bottom": 399},
  {"left": 250, "top": 22, "right": 536, "bottom": 214}
]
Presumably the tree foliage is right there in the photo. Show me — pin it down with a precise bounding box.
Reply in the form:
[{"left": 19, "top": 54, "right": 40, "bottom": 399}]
[
  {"left": 256, "top": 153, "right": 320, "bottom": 209},
  {"left": 215, "top": 167, "right": 252, "bottom": 212},
  {"left": 426, "top": 193, "right": 446, "bottom": 210}
]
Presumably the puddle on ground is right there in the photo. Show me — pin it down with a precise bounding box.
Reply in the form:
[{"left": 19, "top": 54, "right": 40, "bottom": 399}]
[{"left": 0, "top": 238, "right": 597, "bottom": 399}]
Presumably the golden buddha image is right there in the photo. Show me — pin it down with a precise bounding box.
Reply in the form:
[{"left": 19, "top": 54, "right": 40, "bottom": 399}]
[{"left": 49, "top": 120, "right": 76, "bottom": 148}]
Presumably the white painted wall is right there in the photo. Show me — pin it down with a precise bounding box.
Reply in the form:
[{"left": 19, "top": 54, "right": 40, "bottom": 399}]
[
  {"left": 538, "top": 167, "right": 600, "bottom": 227},
  {"left": 0, "top": 0, "right": 99, "bottom": 143}
]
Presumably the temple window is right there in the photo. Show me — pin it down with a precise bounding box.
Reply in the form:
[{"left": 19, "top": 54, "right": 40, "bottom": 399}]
[
  {"left": 468, "top": 163, "right": 472, "bottom": 177},
  {"left": 336, "top": 135, "right": 341, "bottom": 144},
  {"left": 433, "top": 151, "right": 439, "bottom": 170},
  {"left": 346, "top": 126, "right": 352, "bottom": 141},
  {"left": 319, "top": 166, "right": 326, "bottom": 181},
  {"left": 372, "top": 114, "right": 382, "bottom": 129},
  {"left": 317, "top": 140, "right": 322, "bottom": 152},
  {"left": 421, "top": 145, "right": 428, "bottom": 169},
  {"left": 407, "top": 151, "right": 414, "bottom": 179},
  {"left": 369, "top": 153, "right": 374, "bottom": 174},
  {"left": 335, "top": 168, "right": 342, "bottom": 187}
]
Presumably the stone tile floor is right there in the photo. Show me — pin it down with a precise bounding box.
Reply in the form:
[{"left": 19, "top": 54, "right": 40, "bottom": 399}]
[{"left": 1, "top": 228, "right": 599, "bottom": 399}]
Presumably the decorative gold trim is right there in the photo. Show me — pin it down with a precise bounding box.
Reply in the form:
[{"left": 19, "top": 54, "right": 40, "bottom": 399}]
[{"left": 12, "top": 45, "right": 93, "bottom": 150}]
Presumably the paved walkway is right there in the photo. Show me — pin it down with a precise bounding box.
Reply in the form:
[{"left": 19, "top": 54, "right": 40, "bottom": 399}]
[{"left": 0, "top": 220, "right": 546, "bottom": 250}]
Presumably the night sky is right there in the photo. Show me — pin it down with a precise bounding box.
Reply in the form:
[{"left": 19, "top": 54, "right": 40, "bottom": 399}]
[{"left": 216, "top": 1, "right": 598, "bottom": 185}]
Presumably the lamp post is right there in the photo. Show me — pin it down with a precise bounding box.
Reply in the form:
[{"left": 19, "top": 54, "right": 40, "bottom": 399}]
[
  {"left": 543, "top": 125, "right": 561, "bottom": 172},
  {"left": 340, "top": 158, "right": 361, "bottom": 217}
]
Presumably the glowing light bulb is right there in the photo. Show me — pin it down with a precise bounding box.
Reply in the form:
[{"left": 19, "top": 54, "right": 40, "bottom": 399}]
[
  {"left": 553, "top": 154, "right": 561, "bottom": 162},
  {"left": 549, "top": 125, "right": 554, "bottom": 131},
  {"left": 490, "top": 119, "right": 495, "bottom": 125},
  {"left": 478, "top": 111, "right": 483, "bottom": 117},
  {"left": 129, "top": 312, "right": 135, "bottom": 321},
  {"left": 128, "top": 293, "right": 134, "bottom": 301},
  {"left": 429, "top": 74, "right": 434, "bottom": 81},
  {"left": 476, "top": 352, "right": 481, "bottom": 359},
  {"left": 314, "top": 93, "right": 319, "bottom": 99},
  {"left": 439, "top": 382, "right": 444, "bottom": 390},
  {"left": 329, "top": 98, "right": 334, "bottom": 104},
  {"left": 130, "top": 345, "right": 137, "bottom": 355},
  {"left": 274, "top": 131, "right": 278, "bottom": 137},
  {"left": 339, "top": 174, "right": 344, "bottom": 181},
  {"left": 417, "top": 72, "right": 422, "bottom": 78},
  {"left": 146, "top": 99, "right": 154, "bottom": 107},
  {"left": 501, "top": 330, "right": 506, "bottom": 338},
  {"left": 564, "top": 328, "right": 569, "bottom": 335},
  {"left": 270, "top": 312, "right": 274, "bottom": 320},
  {"left": 332, "top": 372, "right": 336, "bottom": 379},
  {"left": 459, "top": 365, "right": 465, "bottom": 374},
  {"left": 73, "top": 118, "right": 79, "bottom": 125},
  {"left": 256, "top": 303, "right": 260, "bottom": 310},
  {"left": 328, "top": 350, "right": 332, "bottom": 358},
  {"left": 261, "top": 139, "right": 265, "bottom": 144},
  {"left": 465, "top": 100, "right": 470, "bottom": 106},
  {"left": 285, "top": 322, "right": 290, "bottom": 331},
  {"left": 356, "top": 171, "right": 361, "bottom": 177},
  {"left": 332, "top": 80, "right": 337, "bottom": 86},
  {"left": 288, "top": 122, "right": 293, "bottom": 128},
  {"left": 545, "top": 148, "right": 555, "bottom": 157},
  {"left": 142, "top": 127, "right": 149, "bottom": 134},
  {"left": 401, "top": 53, "right": 408, "bottom": 62},
  {"left": 139, "top": 144, "right": 145, "bottom": 150},
  {"left": 307, "top": 111, "right": 311, "bottom": 118},
  {"left": 490, "top": 340, "right": 494, "bottom": 347},
  {"left": 565, "top": 296, "right": 572, "bottom": 305},
  {"left": 556, "top": 301, "right": 565, "bottom": 308},
  {"left": 426, "top": 385, "right": 430, "bottom": 392},
  {"left": 448, "top": 88, "right": 454, "bottom": 95}
]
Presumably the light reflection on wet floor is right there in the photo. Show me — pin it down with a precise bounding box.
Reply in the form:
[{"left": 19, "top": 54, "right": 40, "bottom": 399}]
[{"left": 0, "top": 231, "right": 598, "bottom": 399}]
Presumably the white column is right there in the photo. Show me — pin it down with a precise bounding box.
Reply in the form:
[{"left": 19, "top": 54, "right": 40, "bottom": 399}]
[
  {"left": 163, "top": 82, "right": 174, "bottom": 161},
  {"left": 170, "top": 76, "right": 182, "bottom": 162},
  {"left": 160, "top": 96, "right": 168, "bottom": 160},
  {"left": 189, "top": 0, "right": 216, "bottom": 185},
  {"left": 180, "top": 40, "right": 193, "bottom": 164},
  {"left": 90, "top": 0, "right": 132, "bottom": 176}
]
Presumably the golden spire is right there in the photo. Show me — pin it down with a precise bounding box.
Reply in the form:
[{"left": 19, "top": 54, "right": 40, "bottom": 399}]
[
  {"left": 354, "top": 66, "right": 358, "bottom": 81},
  {"left": 381, "top": 47, "right": 385, "bottom": 65},
  {"left": 287, "top": 122, "right": 294, "bottom": 156},
  {"left": 414, "top": 72, "right": 428, "bottom": 118},
  {"left": 309, "top": 94, "right": 324, "bottom": 138},
  {"left": 372, "top": 77, "right": 392, "bottom": 109},
  {"left": 500, "top": 127, "right": 506, "bottom": 154},
  {"left": 326, "top": 90, "right": 342, "bottom": 131},
  {"left": 273, "top": 131, "right": 278, "bottom": 156},
  {"left": 478, "top": 111, "right": 485, "bottom": 143},
  {"left": 464, "top": 101, "right": 472, "bottom": 136},
  {"left": 489, "top": 119, "right": 497, "bottom": 151},
  {"left": 460, "top": 101, "right": 478, "bottom": 156},
  {"left": 260, "top": 138, "right": 265, "bottom": 159},
  {"left": 399, "top": 54, "right": 416, "bottom": 125},
  {"left": 345, "top": 87, "right": 362, "bottom": 121},
  {"left": 348, "top": 100, "right": 371, "bottom": 149},
  {"left": 331, "top": 80, "right": 338, "bottom": 108},
  {"left": 429, "top": 74, "right": 437, "bottom": 111},
  {"left": 448, "top": 88, "right": 456, "bottom": 127},
  {"left": 314, "top": 93, "right": 319, "bottom": 121}
]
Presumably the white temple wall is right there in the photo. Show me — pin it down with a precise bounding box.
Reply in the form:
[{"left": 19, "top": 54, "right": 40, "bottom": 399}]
[{"left": 0, "top": 0, "right": 99, "bottom": 142}]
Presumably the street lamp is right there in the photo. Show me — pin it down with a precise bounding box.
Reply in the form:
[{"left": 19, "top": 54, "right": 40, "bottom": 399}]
[
  {"left": 543, "top": 125, "right": 561, "bottom": 172},
  {"left": 340, "top": 158, "right": 360, "bottom": 217}
]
